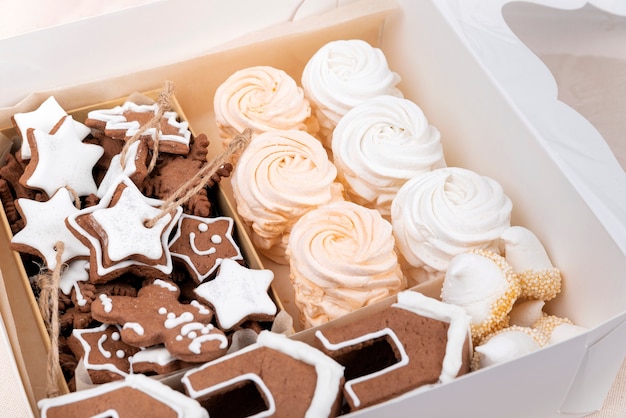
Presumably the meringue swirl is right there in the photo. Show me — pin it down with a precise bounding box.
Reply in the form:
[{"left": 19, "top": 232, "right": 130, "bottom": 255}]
[
  {"left": 288, "top": 201, "right": 406, "bottom": 328},
  {"left": 301, "top": 39, "right": 402, "bottom": 146},
  {"left": 391, "top": 167, "right": 512, "bottom": 283},
  {"left": 332, "top": 95, "right": 446, "bottom": 217},
  {"left": 231, "top": 130, "right": 344, "bottom": 264},
  {"left": 214, "top": 66, "right": 315, "bottom": 149}
]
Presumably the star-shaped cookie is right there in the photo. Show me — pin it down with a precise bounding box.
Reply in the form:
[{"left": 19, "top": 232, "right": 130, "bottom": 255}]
[
  {"left": 66, "top": 177, "right": 182, "bottom": 283},
  {"left": 194, "top": 258, "right": 277, "bottom": 330},
  {"left": 12, "top": 96, "right": 91, "bottom": 160},
  {"left": 169, "top": 214, "right": 243, "bottom": 283},
  {"left": 11, "top": 187, "right": 90, "bottom": 270},
  {"left": 20, "top": 115, "right": 104, "bottom": 197}
]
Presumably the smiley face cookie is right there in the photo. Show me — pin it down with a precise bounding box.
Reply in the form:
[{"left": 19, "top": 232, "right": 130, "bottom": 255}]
[{"left": 169, "top": 214, "right": 243, "bottom": 283}]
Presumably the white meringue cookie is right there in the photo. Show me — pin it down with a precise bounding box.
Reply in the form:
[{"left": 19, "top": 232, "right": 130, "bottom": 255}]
[
  {"left": 501, "top": 226, "right": 554, "bottom": 271},
  {"left": 509, "top": 300, "right": 545, "bottom": 327},
  {"left": 474, "top": 328, "right": 542, "bottom": 369}
]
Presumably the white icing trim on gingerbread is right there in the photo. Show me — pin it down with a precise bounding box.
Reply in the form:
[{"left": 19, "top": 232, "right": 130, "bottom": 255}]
[
  {"left": 12, "top": 188, "right": 90, "bottom": 270},
  {"left": 194, "top": 258, "right": 276, "bottom": 330},
  {"left": 182, "top": 331, "right": 343, "bottom": 418},
  {"left": 154, "top": 279, "right": 178, "bottom": 292},
  {"left": 163, "top": 311, "right": 194, "bottom": 329},
  {"left": 315, "top": 328, "right": 408, "bottom": 408},
  {"left": 394, "top": 290, "right": 471, "bottom": 383},
  {"left": 96, "top": 140, "right": 140, "bottom": 198},
  {"left": 169, "top": 214, "right": 243, "bottom": 283},
  {"left": 87, "top": 101, "right": 191, "bottom": 146},
  {"left": 130, "top": 345, "right": 178, "bottom": 368},
  {"left": 38, "top": 373, "right": 208, "bottom": 418},
  {"left": 66, "top": 177, "right": 182, "bottom": 278},
  {"left": 13, "top": 96, "right": 91, "bottom": 160},
  {"left": 123, "top": 322, "right": 145, "bottom": 336},
  {"left": 190, "top": 300, "right": 211, "bottom": 315},
  {"left": 71, "top": 324, "right": 130, "bottom": 378},
  {"left": 59, "top": 259, "right": 89, "bottom": 295},
  {"left": 99, "top": 294, "right": 113, "bottom": 313}
]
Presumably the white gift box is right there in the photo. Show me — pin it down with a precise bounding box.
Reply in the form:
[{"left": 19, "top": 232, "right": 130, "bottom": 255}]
[{"left": 0, "top": 1, "right": 624, "bottom": 417}]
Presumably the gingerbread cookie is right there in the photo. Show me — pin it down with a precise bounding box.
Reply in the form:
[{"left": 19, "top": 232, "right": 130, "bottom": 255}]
[
  {"left": 169, "top": 214, "right": 243, "bottom": 283},
  {"left": 194, "top": 258, "right": 277, "bottom": 330},
  {"left": 66, "top": 177, "right": 182, "bottom": 283},
  {"left": 182, "top": 330, "right": 344, "bottom": 418},
  {"left": 20, "top": 115, "right": 104, "bottom": 198},
  {"left": 311, "top": 291, "right": 472, "bottom": 412},
  {"left": 91, "top": 279, "right": 229, "bottom": 362},
  {"left": 67, "top": 323, "right": 141, "bottom": 384},
  {"left": 96, "top": 139, "right": 151, "bottom": 198},
  {"left": 130, "top": 344, "right": 191, "bottom": 375},
  {"left": 85, "top": 101, "right": 192, "bottom": 155},
  {"left": 38, "top": 373, "right": 208, "bottom": 418},
  {"left": 11, "top": 188, "right": 90, "bottom": 270},
  {"left": 12, "top": 96, "right": 91, "bottom": 160}
]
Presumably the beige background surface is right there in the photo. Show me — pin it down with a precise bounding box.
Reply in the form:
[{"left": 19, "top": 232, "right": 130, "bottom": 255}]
[{"left": 0, "top": 1, "right": 624, "bottom": 417}]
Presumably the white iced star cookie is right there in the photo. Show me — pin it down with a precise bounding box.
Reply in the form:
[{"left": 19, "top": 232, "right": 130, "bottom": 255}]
[
  {"left": 96, "top": 140, "right": 141, "bottom": 198},
  {"left": 10, "top": 187, "right": 90, "bottom": 269},
  {"left": 194, "top": 258, "right": 277, "bottom": 330},
  {"left": 20, "top": 115, "right": 104, "bottom": 197},
  {"left": 12, "top": 96, "right": 91, "bottom": 160},
  {"left": 66, "top": 177, "right": 182, "bottom": 283}
]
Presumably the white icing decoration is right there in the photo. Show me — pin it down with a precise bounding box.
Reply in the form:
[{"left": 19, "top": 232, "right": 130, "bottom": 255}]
[
  {"left": 189, "top": 232, "right": 216, "bottom": 255},
  {"left": 198, "top": 223, "right": 208, "bottom": 232},
  {"left": 130, "top": 345, "right": 177, "bottom": 366},
  {"left": 158, "top": 307, "right": 167, "bottom": 315},
  {"left": 190, "top": 300, "right": 211, "bottom": 315},
  {"left": 194, "top": 259, "right": 276, "bottom": 330},
  {"left": 154, "top": 279, "right": 177, "bottom": 292},
  {"left": 116, "top": 350, "right": 125, "bottom": 359},
  {"left": 111, "top": 332, "right": 120, "bottom": 341},
  {"left": 96, "top": 140, "right": 140, "bottom": 198},
  {"left": 59, "top": 260, "right": 89, "bottom": 296},
  {"left": 99, "top": 294, "right": 113, "bottom": 314},
  {"left": 70, "top": 324, "right": 129, "bottom": 378},
  {"left": 211, "top": 234, "right": 222, "bottom": 244},
  {"left": 38, "top": 373, "right": 209, "bottom": 418},
  {"left": 315, "top": 328, "right": 408, "bottom": 408},
  {"left": 98, "top": 335, "right": 112, "bottom": 359},
  {"left": 11, "top": 188, "right": 90, "bottom": 270},
  {"left": 123, "top": 322, "right": 144, "bottom": 336},
  {"left": 164, "top": 311, "right": 194, "bottom": 329}
]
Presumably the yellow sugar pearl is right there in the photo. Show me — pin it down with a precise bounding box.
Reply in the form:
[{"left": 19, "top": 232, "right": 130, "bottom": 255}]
[{"left": 517, "top": 268, "right": 562, "bottom": 301}]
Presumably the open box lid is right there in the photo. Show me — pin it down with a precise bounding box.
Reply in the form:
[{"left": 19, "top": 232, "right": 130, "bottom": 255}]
[{"left": 425, "top": 0, "right": 626, "bottom": 256}]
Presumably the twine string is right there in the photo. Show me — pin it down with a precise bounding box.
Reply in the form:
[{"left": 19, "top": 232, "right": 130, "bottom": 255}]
[
  {"left": 144, "top": 128, "right": 252, "bottom": 229},
  {"left": 36, "top": 241, "right": 65, "bottom": 398},
  {"left": 120, "top": 80, "right": 174, "bottom": 173}
]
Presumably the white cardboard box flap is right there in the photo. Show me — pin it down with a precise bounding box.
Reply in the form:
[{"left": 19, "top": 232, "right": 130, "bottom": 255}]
[{"left": 428, "top": 0, "right": 626, "bottom": 257}]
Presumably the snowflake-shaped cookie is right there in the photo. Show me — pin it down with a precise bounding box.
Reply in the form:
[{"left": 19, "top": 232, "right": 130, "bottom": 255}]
[
  {"left": 194, "top": 258, "right": 277, "bottom": 330},
  {"left": 85, "top": 101, "right": 191, "bottom": 155},
  {"left": 21, "top": 115, "right": 104, "bottom": 197},
  {"left": 169, "top": 214, "right": 243, "bottom": 283},
  {"left": 66, "top": 177, "right": 182, "bottom": 283},
  {"left": 11, "top": 187, "right": 90, "bottom": 269}
]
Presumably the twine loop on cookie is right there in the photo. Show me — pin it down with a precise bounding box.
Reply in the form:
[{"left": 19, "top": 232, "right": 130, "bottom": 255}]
[
  {"left": 36, "top": 241, "right": 65, "bottom": 398},
  {"left": 120, "top": 80, "right": 175, "bottom": 173},
  {"left": 144, "top": 128, "right": 253, "bottom": 229}
]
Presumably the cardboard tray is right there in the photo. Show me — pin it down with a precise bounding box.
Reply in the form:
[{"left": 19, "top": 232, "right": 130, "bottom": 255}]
[{"left": 0, "top": 0, "right": 625, "bottom": 417}]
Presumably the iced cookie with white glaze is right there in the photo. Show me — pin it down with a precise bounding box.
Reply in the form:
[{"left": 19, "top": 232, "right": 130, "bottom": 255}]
[
  {"left": 12, "top": 96, "right": 91, "bottom": 160},
  {"left": 182, "top": 330, "right": 344, "bottom": 418},
  {"left": 66, "top": 177, "right": 182, "bottom": 283},
  {"left": 85, "top": 100, "right": 192, "bottom": 154},
  {"left": 391, "top": 167, "right": 512, "bottom": 285},
  {"left": 302, "top": 39, "right": 403, "bottom": 147},
  {"left": 231, "top": 129, "right": 344, "bottom": 264},
  {"left": 214, "top": 65, "right": 317, "bottom": 149},
  {"left": 312, "top": 290, "right": 471, "bottom": 412},
  {"left": 194, "top": 258, "right": 277, "bottom": 331},
  {"left": 91, "top": 279, "right": 229, "bottom": 363},
  {"left": 20, "top": 115, "right": 104, "bottom": 198},
  {"left": 38, "top": 373, "right": 208, "bottom": 418},
  {"left": 331, "top": 95, "right": 446, "bottom": 217},
  {"left": 169, "top": 214, "right": 243, "bottom": 284},
  {"left": 287, "top": 200, "right": 406, "bottom": 328}
]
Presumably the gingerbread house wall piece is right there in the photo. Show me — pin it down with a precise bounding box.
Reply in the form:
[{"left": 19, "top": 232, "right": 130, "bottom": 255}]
[
  {"left": 38, "top": 373, "right": 208, "bottom": 418},
  {"left": 182, "top": 330, "right": 345, "bottom": 418},
  {"left": 312, "top": 290, "right": 472, "bottom": 412}
]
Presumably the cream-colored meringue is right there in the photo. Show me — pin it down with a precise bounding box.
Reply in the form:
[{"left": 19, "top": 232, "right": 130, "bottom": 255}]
[
  {"left": 214, "top": 66, "right": 316, "bottom": 149},
  {"left": 231, "top": 130, "right": 344, "bottom": 264},
  {"left": 391, "top": 167, "right": 512, "bottom": 284},
  {"left": 331, "top": 95, "right": 446, "bottom": 218},
  {"left": 501, "top": 226, "right": 554, "bottom": 271},
  {"left": 474, "top": 328, "right": 542, "bottom": 369},
  {"left": 548, "top": 323, "right": 587, "bottom": 345},
  {"left": 301, "top": 39, "right": 402, "bottom": 147},
  {"left": 509, "top": 299, "right": 545, "bottom": 327},
  {"left": 288, "top": 201, "right": 406, "bottom": 328}
]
